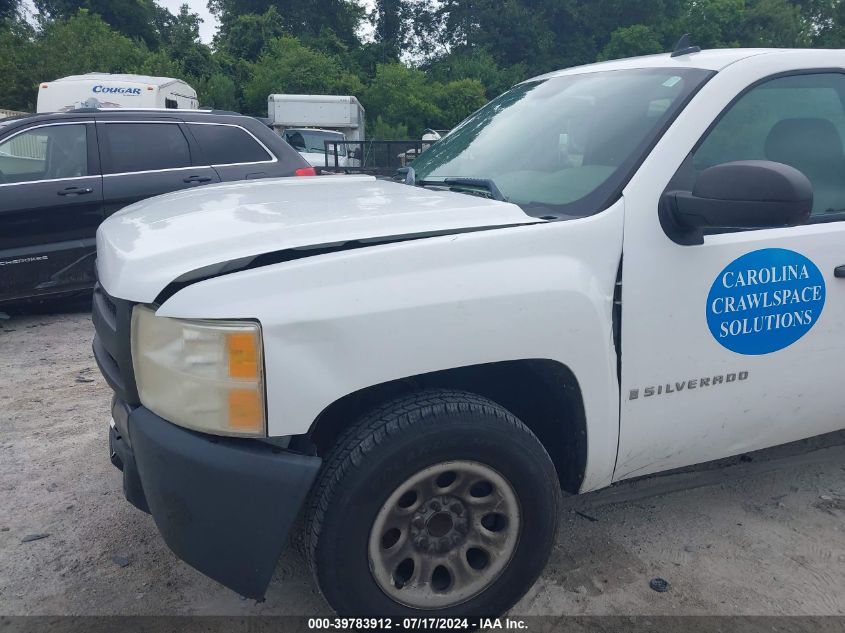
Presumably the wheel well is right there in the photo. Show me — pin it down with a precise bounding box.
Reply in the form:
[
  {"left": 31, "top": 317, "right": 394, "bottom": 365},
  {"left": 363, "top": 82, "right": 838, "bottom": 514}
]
[{"left": 307, "top": 359, "right": 587, "bottom": 494}]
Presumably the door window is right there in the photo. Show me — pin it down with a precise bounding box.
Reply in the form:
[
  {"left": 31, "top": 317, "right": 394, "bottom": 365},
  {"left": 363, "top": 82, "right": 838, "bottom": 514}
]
[
  {"left": 103, "top": 123, "right": 191, "bottom": 174},
  {"left": 688, "top": 73, "right": 845, "bottom": 220},
  {"left": 189, "top": 124, "right": 272, "bottom": 165},
  {"left": 0, "top": 124, "right": 88, "bottom": 183}
]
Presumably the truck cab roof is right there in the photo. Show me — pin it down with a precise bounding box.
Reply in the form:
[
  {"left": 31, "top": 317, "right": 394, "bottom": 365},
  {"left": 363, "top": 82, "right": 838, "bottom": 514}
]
[{"left": 528, "top": 48, "right": 835, "bottom": 81}]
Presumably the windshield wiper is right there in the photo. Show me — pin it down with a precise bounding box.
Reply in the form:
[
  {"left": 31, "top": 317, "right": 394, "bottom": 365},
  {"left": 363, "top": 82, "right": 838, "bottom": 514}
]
[
  {"left": 442, "top": 177, "right": 506, "bottom": 202},
  {"left": 394, "top": 168, "right": 507, "bottom": 202}
]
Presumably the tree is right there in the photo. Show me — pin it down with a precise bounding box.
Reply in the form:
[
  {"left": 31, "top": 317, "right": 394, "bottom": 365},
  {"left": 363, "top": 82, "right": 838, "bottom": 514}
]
[
  {"left": 156, "top": 4, "right": 214, "bottom": 78},
  {"left": 195, "top": 72, "right": 239, "bottom": 109},
  {"left": 411, "top": 0, "right": 558, "bottom": 70},
  {"left": 4, "top": 0, "right": 845, "bottom": 132},
  {"left": 210, "top": 0, "right": 365, "bottom": 47},
  {"left": 432, "top": 78, "right": 486, "bottom": 128},
  {"left": 424, "top": 48, "right": 526, "bottom": 98},
  {"left": 34, "top": 0, "right": 161, "bottom": 46},
  {"left": 362, "top": 62, "right": 484, "bottom": 136},
  {"left": 0, "top": 0, "right": 18, "bottom": 20},
  {"left": 0, "top": 17, "right": 35, "bottom": 110},
  {"left": 363, "top": 62, "right": 442, "bottom": 137},
  {"left": 742, "top": 0, "right": 810, "bottom": 47},
  {"left": 599, "top": 24, "right": 664, "bottom": 60},
  {"left": 242, "top": 36, "right": 363, "bottom": 115},
  {"left": 32, "top": 10, "right": 146, "bottom": 83},
  {"left": 369, "top": 0, "right": 408, "bottom": 61},
  {"left": 214, "top": 6, "right": 284, "bottom": 61}
]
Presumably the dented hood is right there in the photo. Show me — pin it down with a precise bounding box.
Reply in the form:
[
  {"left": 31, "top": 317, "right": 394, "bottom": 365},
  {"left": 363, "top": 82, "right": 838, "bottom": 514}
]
[{"left": 96, "top": 175, "right": 537, "bottom": 303}]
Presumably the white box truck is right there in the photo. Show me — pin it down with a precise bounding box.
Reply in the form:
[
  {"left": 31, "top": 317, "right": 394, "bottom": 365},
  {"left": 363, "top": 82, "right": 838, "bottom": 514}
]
[
  {"left": 37, "top": 73, "right": 198, "bottom": 113},
  {"left": 267, "top": 94, "right": 365, "bottom": 167}
]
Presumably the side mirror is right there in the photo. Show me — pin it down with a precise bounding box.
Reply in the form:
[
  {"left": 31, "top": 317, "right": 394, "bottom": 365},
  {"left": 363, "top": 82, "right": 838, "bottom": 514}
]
[{"left": 661, "top": 160, "right": 813, "bottom": 245}]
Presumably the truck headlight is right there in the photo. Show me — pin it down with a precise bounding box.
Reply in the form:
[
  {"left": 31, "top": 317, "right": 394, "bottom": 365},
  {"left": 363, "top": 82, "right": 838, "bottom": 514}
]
[{"left": 131, "top": 305, "right": 266, "bottom": 437}]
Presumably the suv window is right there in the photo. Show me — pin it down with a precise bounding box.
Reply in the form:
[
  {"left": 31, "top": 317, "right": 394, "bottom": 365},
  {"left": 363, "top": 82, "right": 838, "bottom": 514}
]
[
  {"left": 691, "top": 73, "right": 845, "bottom": 219},
  {"left": 0, "top": 123, "right": 88, "bottom": 183},
  {"left": 103, "top": 122, "right": 191, "bottom": 174},
  {"left": 189, "top": 123, "right": 272, "bottom": 165}
]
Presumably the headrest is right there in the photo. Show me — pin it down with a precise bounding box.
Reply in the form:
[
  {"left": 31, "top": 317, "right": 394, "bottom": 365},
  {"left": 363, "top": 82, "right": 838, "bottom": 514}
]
[{"left": 765, "top": 118, "right": 843, "bottom": 167}]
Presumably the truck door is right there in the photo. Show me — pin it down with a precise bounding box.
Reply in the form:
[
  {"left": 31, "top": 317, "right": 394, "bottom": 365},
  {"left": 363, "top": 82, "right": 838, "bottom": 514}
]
[
  {"left": 617, "top": 70, "right": 845, "bottom": 480},
  {"left": 98, "top": 120, "right": 220, "bottom": 218},
  {"left": 0, "top": 120, "right": 103, "bottom": 302}
]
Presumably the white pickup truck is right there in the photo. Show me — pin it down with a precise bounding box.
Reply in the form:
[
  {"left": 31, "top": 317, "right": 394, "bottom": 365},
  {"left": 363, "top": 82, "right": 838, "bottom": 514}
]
[{"left": 93, "top": 48, "right": 845, "bottom": 618}]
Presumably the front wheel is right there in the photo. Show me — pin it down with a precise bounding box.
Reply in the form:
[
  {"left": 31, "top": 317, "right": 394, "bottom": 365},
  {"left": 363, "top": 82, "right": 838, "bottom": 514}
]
[{"left": 305, "top": 390, "right": 562, "bottom": 617}]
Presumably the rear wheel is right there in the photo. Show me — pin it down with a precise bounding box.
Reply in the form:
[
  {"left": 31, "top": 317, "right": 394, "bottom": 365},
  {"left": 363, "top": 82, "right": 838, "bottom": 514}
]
[{"left": 305, "top": 390, "right": 562, "bottom": 617}]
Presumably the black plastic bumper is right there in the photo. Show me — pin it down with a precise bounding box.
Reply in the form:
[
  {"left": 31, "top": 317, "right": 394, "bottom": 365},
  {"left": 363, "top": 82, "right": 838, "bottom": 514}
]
[{"left": 109, "top": 398, "right": 322, "bottom": 599}]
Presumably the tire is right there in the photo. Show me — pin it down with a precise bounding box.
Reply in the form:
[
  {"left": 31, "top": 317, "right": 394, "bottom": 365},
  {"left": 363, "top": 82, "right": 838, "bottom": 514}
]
[{"left": 305, "top": 389, "right": 562, "bottom": 618}]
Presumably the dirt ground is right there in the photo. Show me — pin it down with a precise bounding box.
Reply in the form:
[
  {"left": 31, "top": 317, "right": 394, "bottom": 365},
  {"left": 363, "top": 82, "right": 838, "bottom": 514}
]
[{"left": 1, "top": 306, "right": 844, "bottom": 617}]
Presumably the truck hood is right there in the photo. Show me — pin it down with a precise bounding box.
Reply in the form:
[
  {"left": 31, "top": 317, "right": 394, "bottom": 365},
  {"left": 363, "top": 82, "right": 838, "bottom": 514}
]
[{"left": 97, "top": 175, "right": 538, "bottom": 303}]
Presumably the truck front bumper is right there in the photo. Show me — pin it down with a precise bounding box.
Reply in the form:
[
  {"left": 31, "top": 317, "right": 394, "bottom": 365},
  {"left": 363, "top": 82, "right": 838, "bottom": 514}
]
[{"left": 109, "top": 398, "right": 322, "bottom": 599}]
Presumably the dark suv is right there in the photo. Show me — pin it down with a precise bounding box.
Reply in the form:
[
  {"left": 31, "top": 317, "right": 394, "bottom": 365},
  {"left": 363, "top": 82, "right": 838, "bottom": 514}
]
[{"left": 0, "top": 109, "right": 312, "bottom": 305}]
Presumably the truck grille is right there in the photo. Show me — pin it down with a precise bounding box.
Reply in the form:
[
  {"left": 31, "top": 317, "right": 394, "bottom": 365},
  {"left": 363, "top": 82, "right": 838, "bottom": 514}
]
[{"left": 92, "top": 284, "right": 140, "bottom": 405}]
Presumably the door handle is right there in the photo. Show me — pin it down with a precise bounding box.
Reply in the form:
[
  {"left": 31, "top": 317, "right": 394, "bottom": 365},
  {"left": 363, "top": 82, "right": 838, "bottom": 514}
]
[
  {"left": 835, "top": 265, "right": 845, "bottom": 278},
  {"left": 57, "top": 186, "right": 93, "bottom": 196},
  {"left": 183, "top": 175, "right": 213, "bottom": 184}
]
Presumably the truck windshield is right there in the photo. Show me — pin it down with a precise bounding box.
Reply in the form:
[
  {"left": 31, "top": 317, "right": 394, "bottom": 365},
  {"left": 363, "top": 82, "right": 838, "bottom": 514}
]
[
  {"left": 412, "top": 67, "right": 712, "bottom": 218},
  {"left": 285, "top": 129, "right": 346, "bottom": 154}
]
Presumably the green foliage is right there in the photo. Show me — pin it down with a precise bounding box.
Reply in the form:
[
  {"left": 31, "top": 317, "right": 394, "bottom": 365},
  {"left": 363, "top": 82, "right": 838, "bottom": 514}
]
[
  {"left": 195, "top": 72, "right": 239, "bottom": 110},
  {"left": 362, "top": 63, "right": 485, "bottom": 136},
  {"left": 370, "top": 115, "right": 409, "bottom": 139},
  {"left": 433, "top": 78, "right": 487, "bottom": 128},
  {"left": 424, "top": 49, "right": 526, "bottom": 98},
  {"left": 363, "top": 63, "right": 441, "bottom": 135},
  {"left": 243, "top": 36, "right": 363, "bottom": 114},
  {"left": 1, "top": 0, "right": 844, "bottom": 138},
  {"left": 742, "top": 0, "right": 810, "bottom": 47},
  {"left": 0, "top": 18, "right": 36, "bottom": 109},
  {"left": 34, "top": 10, "right": 147, "bottom": 84},
  {"left": 210, "top": 0, "right": 364, "bottom": 47},
  {"left": 34, "top": 0, "right": 161, "bottom": 47},
  {"left": 600, "top": 25, "right": 665, "bottom": 61},
  {"left": 214, "top": 6, "right": 284, "bottom": 61},
  {"left": 0, "top": 0, "right": 18, "bottom": 20}
]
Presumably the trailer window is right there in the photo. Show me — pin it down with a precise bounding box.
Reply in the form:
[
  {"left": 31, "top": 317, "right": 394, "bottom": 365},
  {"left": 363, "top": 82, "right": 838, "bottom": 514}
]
[
  {"left": 165, "top": 98, "right": 178, "bottom": 109},
  {"left": 189, "top": 124, "right": 272, "bottom": 165},
  {"left": 103, "top": 123, "right": 191, "bottom": 174}
]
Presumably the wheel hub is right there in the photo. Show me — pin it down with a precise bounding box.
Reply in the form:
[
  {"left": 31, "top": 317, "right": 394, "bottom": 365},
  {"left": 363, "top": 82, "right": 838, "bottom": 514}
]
[
  {"left": 410, "top": 495, "right": 469, "bottom": 553},
  {"left": 368, "top": 460, "right": 521, "bottom": 609}
]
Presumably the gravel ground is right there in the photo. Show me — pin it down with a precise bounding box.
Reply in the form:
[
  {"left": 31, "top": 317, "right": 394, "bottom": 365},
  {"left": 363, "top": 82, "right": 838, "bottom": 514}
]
[{"left": 0, "top": 306, "right": 844, "bottom": 617}]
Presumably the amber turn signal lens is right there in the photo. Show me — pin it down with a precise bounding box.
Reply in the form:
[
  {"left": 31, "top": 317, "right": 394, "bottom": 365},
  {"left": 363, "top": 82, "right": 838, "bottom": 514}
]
[
  {"left": 228, "top": 389, "right": 263, "bottom": 432},
  {"left": 227, "top": 332, "right": 259, "bottom": 379}
]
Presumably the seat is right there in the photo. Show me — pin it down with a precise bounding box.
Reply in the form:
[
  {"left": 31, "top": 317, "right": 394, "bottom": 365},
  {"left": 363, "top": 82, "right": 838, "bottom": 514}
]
[{"left": 764, "top": 118, "right": 845, "bottom": 214}]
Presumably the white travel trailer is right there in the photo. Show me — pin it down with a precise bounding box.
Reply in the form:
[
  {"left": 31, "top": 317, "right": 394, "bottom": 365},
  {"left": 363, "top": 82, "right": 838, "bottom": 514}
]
[{"left": 36, "top": 74, "right": 199, "bottom": 113}]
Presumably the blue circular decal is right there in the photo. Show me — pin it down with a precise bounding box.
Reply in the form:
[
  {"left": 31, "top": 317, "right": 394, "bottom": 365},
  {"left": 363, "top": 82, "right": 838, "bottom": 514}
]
[{"left": 706, "top": 248, "right": 825, "bottom": 355}]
